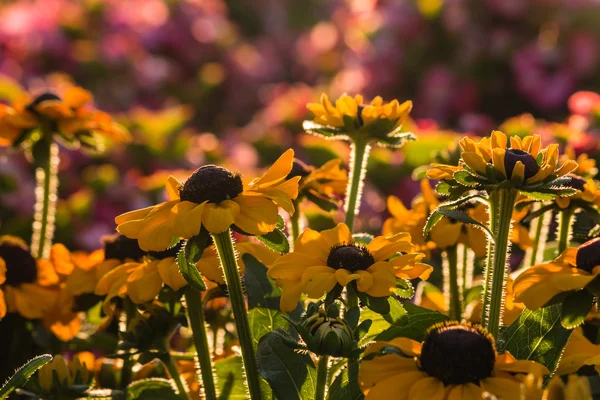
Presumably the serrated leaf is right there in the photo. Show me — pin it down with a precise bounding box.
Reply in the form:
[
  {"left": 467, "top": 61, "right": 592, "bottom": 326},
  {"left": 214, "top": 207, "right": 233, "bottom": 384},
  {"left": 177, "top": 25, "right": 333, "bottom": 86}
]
[
  {"left": 424, "top": 193, "right": 486, "bottom": 236},
  {"left": 276, "top": 215, "right": 285, "bottom": 230},
  {"left": 561, "top": 289, "right": 594, "bottom": 329},
  {"left": 177, "top": 232, "right": 209, "bottom": 291},
  {"left": 327, "top": 361, "right": 363, "bottom": 400},
  {"left": 302, "top": 120, "right": 348, "bottom": 140},
  {"left": 454, "top": 170, "right": 479, "bottom": 186},
  {"left": 256, "top": 331, "right": 316, "bottom": 400},
  {"left": 376, "top": 303, "right": 449, "bottom": 342},
  {"left": 498, "top": 304, "right": 572, "bottom": 373},
  {"left": 357, "top": 291, "right": 390, "bottom": 315},
  {"left": 243, "top": 254, "right": 280, "bottom": 310},
  {"left": 522, "top": 203, "right": 555, "bottom": 223},
  {"left": 0, "top": 354, "right": 52, "bottom": 399},
  {"left": 256, "top": 228, "right": 290, "bottom": 254},
  {"left": 395, "top": 278, "right": 415, "bottom": 299},
  {"left": 126, "top": 378, "right": 180, "bottom": 400}
]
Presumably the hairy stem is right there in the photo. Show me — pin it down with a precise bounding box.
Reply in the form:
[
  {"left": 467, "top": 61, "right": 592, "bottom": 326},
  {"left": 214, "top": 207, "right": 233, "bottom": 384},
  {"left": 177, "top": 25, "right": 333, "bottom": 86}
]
[
  {"left": 315, "top": 355, "right": 329, "bottom": 400},
  {"left": 163, "top": 352, "right": 191, "bottom": 400},
  {"left": 289, "top": 200, "right": 301, "bottom": 249},
  {"left": 31, "top": 140, "right": 59, "bottom": 259},
  {"left": 444, "top": 246, "right": 462, "bottom": 321},
  {"left": 212, "top": 230, "right": 261, "bottom": 399},
  {"left": 343, "top": 139, "right": 371, "bottom": 231},
  {"left": 185, "top": 287, "right": 217, "bottom": 400},
  {"left": 526, "top": 203, "right": 552, "bottom": 267},
  {"left": 557, "top": 209, "right": 575, "bottom": 256},
  {"left": 482, "top": 188, "right": 518, "bottom": 337}
]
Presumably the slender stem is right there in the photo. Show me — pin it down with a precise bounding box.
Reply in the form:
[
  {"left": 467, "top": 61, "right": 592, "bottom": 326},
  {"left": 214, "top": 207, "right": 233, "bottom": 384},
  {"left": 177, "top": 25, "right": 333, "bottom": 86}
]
[
  {"left": 444, "top": 246, "right": 461, "bottom": 321},
  {"left": 185, "top": 287, "right": 217, "bottom": 400},
  {"left": 290, "top": 200, "right": 301, "bottom": 248},
  {"left": 212, "top": 230, "right": 261, "bottom": 400},
  {"left": 482, "top": 188, "right": 519, "bottom": 337},
  {"left": 557, "top": 209, "right": 575, "bottom": 256},
  {"left": 481, "top": 189, "right": 499, "bottom": 324},
  {"left": 163, "top": 353, "right": 191, "bottom": 400},
  {"left": 120, "top": 300, "right": 138, "bottom": 388},
  {"left": 526, "top": 203, "right": 551, "bottom": 267},
  {"left": 459, "top": 244, "right": 471, "bottom": 295},
  {"left": 315, "top": 356, "right": 329, "bottom": 400},
  {"left": 31, "top": 140, "right": 59, "bottom": 260},
  {"left": 343, "top": 139, "right": 371, "bottom": 231}
]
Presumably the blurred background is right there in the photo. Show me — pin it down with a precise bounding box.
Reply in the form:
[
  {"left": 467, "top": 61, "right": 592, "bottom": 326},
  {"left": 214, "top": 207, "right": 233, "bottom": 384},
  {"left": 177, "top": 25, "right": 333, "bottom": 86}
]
[{"left": 2, "top": 0, "right": 600, "bottom": 250}]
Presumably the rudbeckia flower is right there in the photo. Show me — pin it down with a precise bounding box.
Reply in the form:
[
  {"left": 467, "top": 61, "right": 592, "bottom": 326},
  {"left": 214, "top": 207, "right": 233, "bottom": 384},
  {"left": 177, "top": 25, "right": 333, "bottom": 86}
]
[
  {"left": 0, "top": 236, "right": 59, "bottom": 320},
  {"left": 267, "top": 223, "right": 432, "bottom": 312},
  {"left": 287, "top": 158, "right": 347, "bottom": 211},
  {"left": 427, "top": 130, "right": 578, "bottom": 196},
  {"left": 66, "top": 234, "right": 146, "bottom": 296},
  {"left": 0, "top": 75, "right": 129, "bottom": 149},
  {"left": 513, "top": 238, "right": 600, "bottom": 310},
  {"left": 38, "top": 352, "right": 95, "bottom": 395},
  {"left": 562, "top": 147, "right": 597, "bottom": 178},
  {"left": 522, "top": 372, "right": 592, "bottom": 400},
  {"left": 359, "top": 321, "right": 549, "bottom": 400},
  {"left": 510, "top": 206, "right": 534, "bottom": 250},
  {"left": 382, "top": 194, "right": 434, "bottom": 256},
  {"left": 115, "top": 149, "right": 300, "bottom": 251},
  {"left": 303, "top": 94, "right": 414, "bottom": 147},
  {"left": 554, "top": 174, "right": 600, "bottom": 209}
]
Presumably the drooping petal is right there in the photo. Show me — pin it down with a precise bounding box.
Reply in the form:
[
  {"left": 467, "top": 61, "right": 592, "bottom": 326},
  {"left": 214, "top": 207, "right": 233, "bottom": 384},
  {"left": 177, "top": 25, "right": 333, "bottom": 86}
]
[
  {"left": 201, "top": 200, "right": 240, "bottom": 234},
  {"left": 232, "top": 195, "right": 279, "bottom": 235}
]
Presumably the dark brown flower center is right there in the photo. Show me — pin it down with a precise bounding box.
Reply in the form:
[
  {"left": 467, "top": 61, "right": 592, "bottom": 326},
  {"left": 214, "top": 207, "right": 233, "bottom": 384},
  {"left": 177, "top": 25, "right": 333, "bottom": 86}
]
[
  {"left": 503, "top": 149, "right": 540, "bottom": 181},
  {"left": 286, "top": 160, "right": 312, "bottom": 180},
  {"left": 576, "top": 238, "right": 600, "bottom": 273},
  {"left": 326, "top": 244, "right": 374, "bottom": 272},
  {"left": 103, "top": 234, "right": 145, "bottom": 261},
  {"left": 419, "top": 323, "right": 496, "bottom": 385},
  {"left": 0, "top": 239, "right": 37, "bottom": 286},
  {"left": 179, "top": 165, "right": 244, "bottom": 204},
  {"left": 26, "top": 92, "right": 62, "bottom": 114}
]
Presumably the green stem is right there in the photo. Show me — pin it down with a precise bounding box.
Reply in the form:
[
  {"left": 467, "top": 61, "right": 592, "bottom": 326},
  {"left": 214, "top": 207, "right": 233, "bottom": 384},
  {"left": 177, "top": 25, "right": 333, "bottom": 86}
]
[
  {"left": 482, "top": 188, "right": 519, "bottom": 337},
  {"left": 290, "top": 201, "right": 301, "bottom": 247},
  {"left": 527, "top": 203, "right": 551, "bottom": 267},
  {"left": 212, "top": 230, "right": 261, "bottom": 400},
  {"left": 120, "top": 300, "right": 138, "bottom": 388},
  {"left": 163, "top": 353, "right": 191, "bottom": 400},
  {"left": 557, "top": 209, "right": 575, "bottom": 256},
  {"left": 481, "top": 190, "right": 499, "bottom": 324},
  {"left": 444, "top": 246, "right": 461, "bottom": 321},
  {"left": 343, "top": 139, "right": 371, "bottom": 231},
  {"left": 459, "top": 244, "right": 470, "bottom": 295},
  {"left": 185, "top": 287, "right": 217, "bottom": 400},
  {"left": 31, "top": 140, "right": 59, "bottom": 259},
  {"left": 315, "top": 356, "right": 329, "bottom": 400}
]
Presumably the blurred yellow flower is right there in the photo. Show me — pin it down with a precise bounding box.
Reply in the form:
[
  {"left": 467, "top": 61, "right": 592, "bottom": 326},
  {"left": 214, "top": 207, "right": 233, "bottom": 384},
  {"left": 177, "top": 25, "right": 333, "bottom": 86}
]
[{"left": 38, "top": 352, "right": 95, "bottom": 394}]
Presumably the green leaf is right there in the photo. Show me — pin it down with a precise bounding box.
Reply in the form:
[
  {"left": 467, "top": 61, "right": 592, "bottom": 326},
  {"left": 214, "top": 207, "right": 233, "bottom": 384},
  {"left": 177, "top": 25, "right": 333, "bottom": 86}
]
[
  {"left": 243, "top": 254, "right": 280, "bottom": 310},
  {"left": 435, "top": 181, "right": 452, "bottom": 195},
  {"left": 522, "top": 203, "right": 555, "bottom": 223},
  {"left": 249, "top": 308, "right": 293, "bottom": 352},
  {"left": 214, "top": 356, "right": 248, "bottom": 399},
  {"left": 424, "top": 193, "right": 487, "bottom": 236},
  {"left": 177, "top": 232, "right": 209, "bottom": 291},
  {"left": 376, "top": 303, "right": 449, "bottom": 342},
  {"left": 257, "top": 228, "right": 290, "bottom": 254},
  {"left": 499, "top": 304, "right": 572, "bottom": 373},
  {"left": 357, "top": 291, "right": 390, "bottom": 315},
  {"left": 302, "top": 120, "right": 348, "bottom": 140},
  {"left": 436, "top": 209, "right": 494, "bottom": 242},
  {"left": 395, "top": 278, "right": 415, "bottom": 299},
  {"left": 327, "top": 361, "right": 363, "bottom": 400},
  {"left": 126, "top": 378, "right": 180, "bottom": 400},
  {"left": 0, "top": 354, "right": 52, "bottom": 399},
  {"left": 453, "top": 171, "right": 478, "bottom": 186},
  {"left": 276, "top": 215, "right": 285, "bottom": 230},
  {"left": 256, "top": 331, "right": 316, "bottom": 400},
  {"left": 423, "top": 211, "right": 445, "bottom": 236},
  {"left": 561, "top": 290, "right": 595, "bottom": 329}
]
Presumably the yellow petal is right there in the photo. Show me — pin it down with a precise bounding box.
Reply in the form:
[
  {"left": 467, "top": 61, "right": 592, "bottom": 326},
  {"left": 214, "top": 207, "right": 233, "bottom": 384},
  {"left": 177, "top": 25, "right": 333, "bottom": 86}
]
[
  {"left": 408, "top": 377, "right": 445, "bottom": 400},
  {"left": 462, "top": 152, "right": 488, "bottom": 175},
  {"left": 368, "top": 232, "right": 414, "bottom": 261},
  {"left": 251, "top": 149, "right": 295, "bottom": 187},
  {"left": 165, "top": 175, "right": 182, "bottom": 201},
  {"left": 126, "top": 262, "right": 163, "bottom": 304},
  {"left": 233, "top": 195, "right": 279, "bottom": 235},
  {"left": 301, "top": 266, "right": 337, "bottom": 298},
  {"left": 157, "top": 258, "right": 187, "bottom": 291},
  {"left": 492, "top": 148, "right": 507, "bottom": 178},
  {"left": 201, "top": 200, "right": 240, "bottom": 234},
  {"left": 279, "top": 280, "right": 304, "bottom": 312},
  {"left": 170, "top": 201, "right": 205, "bottom": 238}
]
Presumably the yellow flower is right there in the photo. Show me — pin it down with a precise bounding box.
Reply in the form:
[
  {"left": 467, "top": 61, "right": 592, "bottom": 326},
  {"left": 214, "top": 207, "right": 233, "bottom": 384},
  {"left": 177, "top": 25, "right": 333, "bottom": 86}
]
[
  {"left": 522, "top": 373, "right": 592, "bottom": 400},
  {"left": 513, "top": 238, "right": 600, "bottom": 310},
  {"left": 498, "top": 113, "right": 537, "bottom": 137},
  {"left": 288, "top": 158, "right": 347, "bottom": 210},
  {"left": 428, "top": 130, "right": 578, "bottom": 191},
  {"left": 267, "top": 223, "right": 432, "bottom": 312},
  {"left": 65, "top": 234, "right": 146, "bottom": 296},
  {"left": 307, "top": 93, "right": 412, "bottom": 129},
  {"left": 0, "top": 75, "right": 129, "bottom": 148},
  {"left": 0, "top": 236, "right": 60, "bottom": 320},
  {"left": 115, "top": 149, "right": 300, "bottom": 251},
  {"left": 555, "top": 327, "right": 600, "bottom": 376},
  {"left": 38, "top": 352, "right": 95, "bottom": 394},
  {"left": 511, "top": 206, "right": 534, "bottom": 250},
  {"left": 562, "top": 147, "right": 597, "bottom": 178},
  {"left": 384, "top": 180, "right": 488, "bottom": 257},
  {"left": 360, "top": 321, "right": 548, "bottom": 400},
  {"left": 304, "top": 94, "right": 414, "bottom": 147}
]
